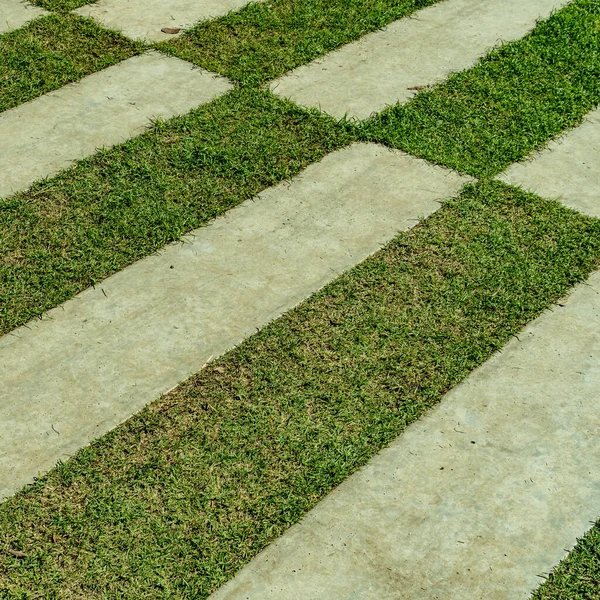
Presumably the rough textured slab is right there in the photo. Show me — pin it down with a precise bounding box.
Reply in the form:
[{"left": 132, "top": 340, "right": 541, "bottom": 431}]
[
  {"left": 499, "top": 108, "right": 600, "bottom": 218},
  {"left": 210, "top": 270, "right": 600, "bottom": 600},
  {"left": 271, "top": 0, "right": 569, "bottom": 120},
  {"left": 0, "top": 0, "right": 47, "bottom": 34},
  {"left": 76, "top": 0, "right": 254, "bottom": 42},
  {"left": 0, "top": 51, "right": 231, "bottom": 198},
  {"left": 0, "top": 143, "right": 469, "bottom": 501}
]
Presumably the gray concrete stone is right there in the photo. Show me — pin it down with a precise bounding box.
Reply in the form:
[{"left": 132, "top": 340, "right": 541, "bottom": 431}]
[
  {"left": 0, "top": 143, "right": 469, "bottom": 501},
  {"left": 499, "top": 108, "right": 600, "bottom": 218},
  {"left": 76, "top": 0, "right": 255, "bottom": 42},
  {"left": 270, "top": 0, "right": 569, "bottom": 120},
  {"left": 210, "top": 269, "right": 600, "bottom": 600},
  {"left": 0, "top": 51, "right": 231, "bottom": 199},
  {"left": 0, "top": 0, "right": 47, "bottom": 35}
]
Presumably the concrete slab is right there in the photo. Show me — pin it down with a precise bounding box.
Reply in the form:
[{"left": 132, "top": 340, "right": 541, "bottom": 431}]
[
  {"left": 0, "top": 143, "right": 469, "bottom": 501},
  {"left": 210, "top": 270, "right": 600, "bottom": 600},
  {"left": 0, "top": 51, "right": 231, "bottom": 199},
  {"left": 499, "top": 108, "right": 600, "bottom": 218},
  {"left": 75, "top": 0, "right": 255, "bottom": 42},
  {"left": 0, "top": 0, "right": 47, "bottom": 35},
  {"left": 270, "top": 0, "right": 569, "bottom": 120}
]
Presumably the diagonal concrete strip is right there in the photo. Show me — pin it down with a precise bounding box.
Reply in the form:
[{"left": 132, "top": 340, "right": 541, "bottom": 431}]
[
  {"left": 209, "top": 270, "right": 600, "bottom": 600},
  {"left": 270, "top": 0, "right": 569, "bottom": 120},
  {"left": 0, "top": 0, "right": 47, "bottom": 35},
  {"left": 0, "top": 51, "right": 231, "bottom": 198},
  {"left": 499, "top": 108, "right": 600, "bottom": 219},
  {"left": 76, "top": 0, "right": 255, "bottom": 42},
  {"left": 0, "top": 143, "right": 469, "bottom": 501}
]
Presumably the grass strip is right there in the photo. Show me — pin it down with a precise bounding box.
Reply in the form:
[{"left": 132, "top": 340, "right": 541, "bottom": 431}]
[
  {"left": 360, "top": 0, "right": 600, "bottom": 177},
  {"left": 158, "top": 0, "right": 438, "bottom": 87},
  {"left": 532, "top": 524, "right": 600, "bottom": 600},
  {"left": 0, "top": 13, "right": 139, "bottom": 114},
  {"left": 0, "top": 88, "right": 353, "bottom": 336},
  {"left": 28, "top": 0, "right": 96, "bottom": 12},
  {"left": 1, "top": 181, "right": 599, "bottom": 598}
]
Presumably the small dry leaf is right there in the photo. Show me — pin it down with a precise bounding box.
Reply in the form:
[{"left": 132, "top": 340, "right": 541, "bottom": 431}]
[
  {"left": 161, "top": 27, "right": 181, "bottom": 34},
  {"left": 214, "top": 366, "right": 226, "bottom": 374},
  {"left": 8, "top": 549, "right": 27, "bottom": 559}
]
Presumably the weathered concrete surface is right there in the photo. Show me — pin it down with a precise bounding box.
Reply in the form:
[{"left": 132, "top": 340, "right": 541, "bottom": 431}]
[
  {"left": 0, "top": 0, "right": 47, "bottom": 35},
  {"left": 210, "top": 271, "right": 600, "bottom": 600},
  {"left": 500, "top": 108, "right": 600, "bottom": 218},
  {"left": 0, "top": 51, "right": 231, "bottom": 198},
  {"left": 76, "top": 0, "right": 254, "bottom": 42},
  {"left": 271, "top": 0, "right": 569, "bottom": 120},
  {"left": 0, "top": 144, "right": 469, "bottom": 501}
]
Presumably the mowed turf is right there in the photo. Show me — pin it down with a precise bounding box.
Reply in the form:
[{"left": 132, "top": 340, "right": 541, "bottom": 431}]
[
  {"left": 361, "top": 0, "right": 600, "bottom": 177},
  {"left": 28, "top": 0, "right": 96, "bottom": 11},
  {"left": 1, "top": 182, "right": 599, "bottom": 598},
  {"left": 1, "top": 1, "right": 600, "bottom": 596},
  {"left": 0, "top": 89, "right": 353, "bottom": 336},
  {"left": 158, "top": 0, "right": 439, "bottom": 86},
  {"left": 3, "top": 0, "right": 597, "bottom": 339},
  {"left": 0, "top": 13, "right": 139, "bottom": 113}
]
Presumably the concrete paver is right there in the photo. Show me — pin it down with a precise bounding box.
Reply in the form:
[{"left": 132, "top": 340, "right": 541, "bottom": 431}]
[
  {"left": 499, "top": 108, "right": 600, "bottom": 218},
  {"left": 271, "top": 0, "right": 569, "bottom": 120},
  {"left": 76, "top": 0, "right": 255, "bottom": 42},
  {"left": 2, "top": 1, "right": 599, "bottom": 593},
  {"left": 0, "top": 51, "right": 231, "bottom": 198},
  {"left": 210, "top": 270, "right": 600, "bottom": 600},
  {"left": 0, "top": 143, "right": 469, "bottom": 501},
  {"left": 0, "top": 0, "right": 47, "bottom": 35}
]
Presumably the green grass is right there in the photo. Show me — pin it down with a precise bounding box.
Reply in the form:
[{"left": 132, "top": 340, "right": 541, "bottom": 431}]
[
  {"left": 533, "top": 524, "right": 600, "bottom": 600},
  {"left": 361, "top": 0, "right": 600, "bottom": 177},
  {"left": 28, "top": 0, "right": 96, "bottom": 12},
  {"left": 158, "top": 0, "right": 439, "bottom": 86},
  {"left": 0, "top": 88, "right": 353, "bottom": 336},
  {"left": 2, "top": 2, "right": 599, "bottom": 596},
  {"left": 1, "top": 181, "right": 599, "bottom": 598},
  {"left": 0, "top": 13, "right": 139, "bottom": 114}
]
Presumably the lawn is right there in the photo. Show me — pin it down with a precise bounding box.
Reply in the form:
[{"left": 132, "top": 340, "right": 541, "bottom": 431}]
[
  {"left": 0, "top": 89, "right": 353, "bottom": 336},
  {"left": 0, "top": 0, "right": 599, "bottom": 597},
  {"left": 159, "top": 0, "right": 440, "bottom": 86},
  {"left": 29, "top": 0, "right": 96, "bottom": 11},
  {"left": 1, "top": 182, "right": 599, "bottom": 597},
  {"left": 0, "top": 13, "right": 139, "bottom": 113},
  {"left": 361, "top": 0, "right": 600, "bottom": 176}
]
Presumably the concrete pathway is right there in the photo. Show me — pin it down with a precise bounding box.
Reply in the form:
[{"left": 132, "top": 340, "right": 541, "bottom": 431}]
[
  {"left": 76, "top": 0, "right": 254, "bottom": 42},
  {"left": 0, "top": 0, "right": 47, "bottom": 35},
  {"left": 500, "top": 108, "right": 600, "bottom": 218},
  {"left": 1, "top": 2, "right": 599, "bottom": 595},
  {"left": 210, "top": 269, "right": 600, "bottom": 600},
  {"left": 0, "top": 144, "right": 469, "bottom": 501},
  {"left": 270, "top": 0, "right": 569, "bottom": 120},
  {"left": 0, "top": 51, "right": 231, "bottom": 198}
]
